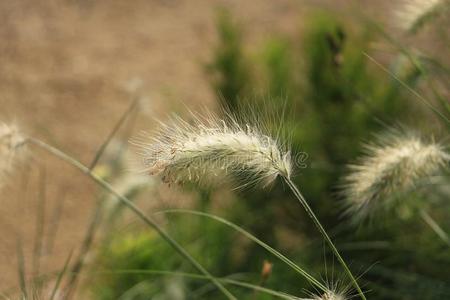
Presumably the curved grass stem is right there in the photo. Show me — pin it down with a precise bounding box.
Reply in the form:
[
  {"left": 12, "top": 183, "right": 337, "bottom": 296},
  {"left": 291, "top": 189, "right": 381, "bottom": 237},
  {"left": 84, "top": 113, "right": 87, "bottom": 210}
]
[
  {"left": 283, "top": 177, "right": 366, "bottom": 300},
  {"left": 159, "top": 208, "right": 326, "bottom": 291},
  {"left": 88, "top": 98, "right": 139, "bottom": 170},
  {"left": 88, "top": 269, "right": 306, "bottom": 300},
  {"left": 420, "top": 209, "right": 450, "bottom": 247},
  {"left": 25, "top": 137, "right": 236, "bottom": 300}
]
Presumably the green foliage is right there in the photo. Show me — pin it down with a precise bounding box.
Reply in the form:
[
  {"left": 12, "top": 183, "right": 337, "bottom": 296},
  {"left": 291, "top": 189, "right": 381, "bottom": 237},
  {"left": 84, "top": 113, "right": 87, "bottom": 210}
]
[
  {"left": 203, "top": 9, "right": 450, "bottom": 300},
  {"left": 90, "top": 8, "right": 450, "bottom": 300},
  {"left": 90, "top": 211, "right": 247, "bottom": 299},
  {"left": 262, "top": 39, "right": 293, "bottom": 96},
  {"left": 91, "top": 231, "right": 179, "bottom": 300},
  {"left": 207, "top": 9, "right": 250, "bottom": 110}
]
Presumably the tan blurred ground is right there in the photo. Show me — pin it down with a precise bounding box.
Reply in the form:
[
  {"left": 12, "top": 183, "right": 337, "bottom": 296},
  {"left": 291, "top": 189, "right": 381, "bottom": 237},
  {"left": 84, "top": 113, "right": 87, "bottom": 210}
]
[{"left": 0, "top": 0, "right": 309, "bottom": 294}]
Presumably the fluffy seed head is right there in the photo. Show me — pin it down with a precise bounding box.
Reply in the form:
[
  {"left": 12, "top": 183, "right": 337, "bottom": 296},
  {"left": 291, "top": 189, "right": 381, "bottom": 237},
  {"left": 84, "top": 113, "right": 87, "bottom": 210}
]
[
  {"left": 131, "top": 113, "right": 292, "bottom": 187},
  {"left": 0, "top": 123, "right": 26, "bottom": 185},
  {"left": 313, "top": 291, "right": 346, "bottom": 300},
  {"left": 307, "top": 277, "right": 351, "bottom": 300},
  {"left": 342, "top": 131, "right": 449, "bottom": 221},
  {"left": 395, "top": 0, "right": 443, "bottom": 31}
]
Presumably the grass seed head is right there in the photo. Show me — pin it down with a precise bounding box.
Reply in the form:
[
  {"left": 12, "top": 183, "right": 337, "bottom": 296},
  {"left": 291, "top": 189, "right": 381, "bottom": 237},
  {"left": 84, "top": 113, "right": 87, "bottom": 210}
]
[
  {"left": 342, "top": 130, "right": 449, "bottom": 221},
  {"left": 395, "top": 0, "right": 443, "bottom": 31},
  {"left": 313, "top": 291, "right": 346, "bottom": 300},
  {"left": 131, "top": 112, "right": 292, "bottom": 187}
]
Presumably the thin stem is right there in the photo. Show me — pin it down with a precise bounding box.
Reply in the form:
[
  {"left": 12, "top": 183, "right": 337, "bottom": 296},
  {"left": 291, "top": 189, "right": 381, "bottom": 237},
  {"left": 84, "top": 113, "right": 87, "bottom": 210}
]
[
  {"left": 160, "top": 209, "right": 326, "bottom": 291},
  {"left": 419, "top": 209, "right": 450, "bottom": 247},
  {"left": 25, "top": 137, "right": 236, "bottom": 300},
  {"left": 45, "top": 190, "right": 66, "bottom": 254},
  {"left": 363, "top": 52, "right": 450, "bottom": 124},
  {"left": 88, "top": 98, "right": 139, "bottom": 170},
  {"left": 50, "top": 250, "right": 73, "bottom": 300},
  {"left": 32, "top": 167, "right": 47, "bottom": 283},
  {"left": 283, "top": 177, "right": 366, "bottom": 300},
  {"left": 16, "top": 238, "right": 28, "bottom": 299},
  {"left": 65, "top": 97, "right": 140, "bottom": 299},
  {"left": 62, "top": 199, "right": 103, "bottom": 299},
  {"left": 6, "top": 268, "right": 304, "bottom": 300},
  {"left": 84, "top": 269, "right": 307, "bottom": 300}
]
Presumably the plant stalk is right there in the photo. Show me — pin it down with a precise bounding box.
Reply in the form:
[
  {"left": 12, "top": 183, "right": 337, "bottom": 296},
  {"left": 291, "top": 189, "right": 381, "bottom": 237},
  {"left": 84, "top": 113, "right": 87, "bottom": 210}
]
[
  {"left": 86, "top": 269, "right": 301, "bottom": 300},
  {"left": 26, "top": 137, "right": 236, "bottom": 300},
  {"left": 420, "top": 209, "right": 450, "bottom": 247},
  {"left": 161, "top": 209, "right": 326, "bottom": 291},
  {"left": 283, "top": 177, "right": 366, "bottom": 300},
  {"left": 88, "top": 98, "right": 139, "bottom": 170}
]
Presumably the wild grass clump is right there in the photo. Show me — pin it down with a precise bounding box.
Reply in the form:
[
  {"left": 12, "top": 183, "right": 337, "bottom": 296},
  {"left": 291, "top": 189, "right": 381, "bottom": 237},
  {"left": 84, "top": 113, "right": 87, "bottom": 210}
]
[
  {"left": 4, "top": 3, "right": 450, "bottom": 300},
  {"left": 202, "top": 6, "right": 450, "bottom": 300},
  {"left": 1, "top": 122, "right": 237, "bottom": 300},
  {"left": 133, "top": 111, "right": 366, "bottom": 299}
]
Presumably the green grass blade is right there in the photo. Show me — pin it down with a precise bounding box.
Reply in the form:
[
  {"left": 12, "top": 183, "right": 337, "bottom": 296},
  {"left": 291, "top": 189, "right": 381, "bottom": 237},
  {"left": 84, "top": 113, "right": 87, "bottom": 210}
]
[
  {"left": 83, "top": 269, "right": 305, "bottom": 300},
  {"left": 45, "top": 190, "right": 66, "bottom": 255},
  {"left": 159, "top": 208, "right": 326, "bottom": 291},
  {"left": 88, "top": 98, "right": 139, "bottom": 170},
  {"left": 284, "top": 177, "right": 366, "bottom": 300},
  {"left": 16, "top": 238, "right": 28, "bottom": 299},
  {"left": 62, "top": 200, "right": 103, "bottom": 299},
  {"left": 363, "top": 52, "right": 450, "bottom": 124},
  {"left": 420, "top": 209, "right": 450, "bottom": 247},
  {"left": 32, "top": 167, "right": 47, "bottom": 285},
  {"left": 49, "top": 250, "right": 73, "bottom": 300},
  {"left": 26, "top": 138, "right": 236, "bottom": 300}
]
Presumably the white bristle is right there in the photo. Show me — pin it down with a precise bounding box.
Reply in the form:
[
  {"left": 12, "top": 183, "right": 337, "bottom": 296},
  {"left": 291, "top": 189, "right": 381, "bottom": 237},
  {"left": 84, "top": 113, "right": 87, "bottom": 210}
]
[
  {"left": 343, "top": 130, "right": 449, "bottom": 221},
  {"left": 131, "top": 113, "right": 292, "bottom": 187}
]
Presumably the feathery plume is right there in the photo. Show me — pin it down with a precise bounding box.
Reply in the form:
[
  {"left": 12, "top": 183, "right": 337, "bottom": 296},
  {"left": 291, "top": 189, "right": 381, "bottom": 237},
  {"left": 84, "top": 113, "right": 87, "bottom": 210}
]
[
  {"left": 131, "top": 113, "right": 292, "bottom": 187},
  {"left": 306, "top": 277, "right": 351, "bottom": 300},
  {"left": 343, "top": 130, "right": 449, "bottom": 221},
  {"left": 0, "top": 123, "right": 26, "bottom": 184},
  {"left": 395, "top": 0, "right": 446, "bottom": 32},
  {"left": 313, "top": 291, "right": 346, "bottom": 300}
]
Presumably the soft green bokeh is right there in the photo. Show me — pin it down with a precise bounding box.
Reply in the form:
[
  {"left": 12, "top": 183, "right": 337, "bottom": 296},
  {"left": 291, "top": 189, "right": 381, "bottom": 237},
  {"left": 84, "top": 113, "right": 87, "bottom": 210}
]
[{"left": 90, "top": 8, "right": 450, "bottom": 300}]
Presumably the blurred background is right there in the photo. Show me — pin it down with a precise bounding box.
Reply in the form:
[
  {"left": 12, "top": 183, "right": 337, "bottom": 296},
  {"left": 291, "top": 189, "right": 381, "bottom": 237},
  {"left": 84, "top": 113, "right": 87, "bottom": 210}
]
[{"left": 0, "top": 0, "right": 449, "bottom": 299}]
